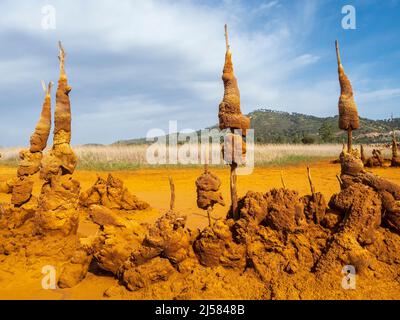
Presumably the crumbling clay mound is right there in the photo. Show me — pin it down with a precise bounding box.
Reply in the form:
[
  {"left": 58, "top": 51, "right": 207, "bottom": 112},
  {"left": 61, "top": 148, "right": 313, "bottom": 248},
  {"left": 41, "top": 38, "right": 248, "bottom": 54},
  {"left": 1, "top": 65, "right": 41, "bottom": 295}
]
[
  {"left": 119, "top": 211, "right": 197, "bottom": 290},
  {"left": 80, "top": 174, "right": 150, "bottom": 211},
  {"left": 35, "top": 174, "right": 81, "bottom": 236},
  {"left": 307, "top": 148, "right": 400, "bottom": 297},
  {"left": 195, "top": 170, "right": 225, "bottom": 210},
  {"left": 58, "top": 210, "right": 196, "bottom": 291},
  {"left": 391, "top": 136, "right": 400, "bottom": 167},
  {"left": 54, "top": 174, "right": 396, "bottom": 299},
  {"left": 58, "top": 181, "right": 151, "bottom": 289},
  {"left": 365, "top": 149, "right": 385, "bottom": 168},
  {"left": 0, "top": 43, "right": 88, "bottom": 294},
  {"left": 231, "top": 189, "right": 331, "bottom": 281},
  {"left": 194, "top": 219, "right": 245, "bottom": 270}
]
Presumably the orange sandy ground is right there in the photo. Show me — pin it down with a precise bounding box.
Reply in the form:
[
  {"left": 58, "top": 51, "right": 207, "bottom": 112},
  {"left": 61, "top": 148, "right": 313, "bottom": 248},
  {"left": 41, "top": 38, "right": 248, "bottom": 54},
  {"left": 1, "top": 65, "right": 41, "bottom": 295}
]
[{"left": 1, "top": 161, "right": 399, "bottom": 300}]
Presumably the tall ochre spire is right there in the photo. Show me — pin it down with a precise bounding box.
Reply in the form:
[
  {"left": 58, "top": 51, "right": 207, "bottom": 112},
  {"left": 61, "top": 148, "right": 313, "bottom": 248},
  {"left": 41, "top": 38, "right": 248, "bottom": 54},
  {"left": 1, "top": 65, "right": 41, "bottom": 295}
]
[
  {"left": 336, "top": 40, "right": 359, "bottom": 152},
  {"left": 30, "top": 81, "right": 53, "bottom": 153},
  {"left": 54, "top": 41, "right": 72, "bottom": 145},
  {"left": 221, "top": 24, "right": 241, "bottom": 115}
]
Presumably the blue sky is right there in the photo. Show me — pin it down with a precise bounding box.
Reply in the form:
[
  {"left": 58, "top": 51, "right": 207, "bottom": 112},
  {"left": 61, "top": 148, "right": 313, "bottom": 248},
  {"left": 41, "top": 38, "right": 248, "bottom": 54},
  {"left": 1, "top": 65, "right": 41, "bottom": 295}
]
[{"left": 0, "top": 0, "right": 399, "bottom": 146}]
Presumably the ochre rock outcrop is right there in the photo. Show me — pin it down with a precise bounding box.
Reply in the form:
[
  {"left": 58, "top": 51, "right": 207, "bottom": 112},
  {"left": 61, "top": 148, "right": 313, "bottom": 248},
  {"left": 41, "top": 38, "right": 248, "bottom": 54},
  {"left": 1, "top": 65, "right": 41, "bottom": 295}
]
[
  {"left": 30, "top": 82, "right": 52, "bottom": 153},
  {"left": 59, "top": 210, "right": 196, "bottom": 290},
  {"left": 365, "top": 149, "right": 384, "bottom": 168},
  {"left": 194, "top": 219, "right": 246, "bottom": 270},
  {"left": 57, "top": 202, "right": 150, "bottom": 287},
  {"left": 195, "top": 170, "right": 225, "bottom": 209},
  {"left": 218, "top": 26, "right": 250, "bottom": 165},
  {"left": 92, "top": 221, "right": 147, "bottom": 275},
  {"left": 336, "top": 40, "right": 359, "bottom": 132},
  {"left": 314, "top": 147, "right": 400, "bottom": 280},
  {"left": 229, "top": 188, "right": 330, "bottom": 283},
  {"left": 35, "top": 42, "right": 81, "bottom": 237},
  {"left": 80, "top": 174, "right": 149, "bottom": 211},
  {"left": 58, "top": 237, "right": 94, "bottom": 289},
  {"left": 218, "top": 40, "right": 250, "bottom": 134},
  {"left": 391, "top": 135, "right": 400, "bottom": 167},
  {"left": 0, "top": 82, "right": 52, "bottom": 194},
  {"left": 121, "top": 257, "right": 176, "bottom": 292},
  {"left": 129, "top": 211, "right": 194, "bottom": 267},
  {"left": 0, "top": 81, "right": 53, "bottom": 229},
  {"left": 340, "top": 148, "right": 364, "bottom": 176},
  {"left": 34, "top": 174, "right": 80, "bottom": 236},
  {"left": 233, "top": 188, "right": 307, "bottom": 232},
  {"left": 41, "top": 43, "right": 76, "bottom": 179}
]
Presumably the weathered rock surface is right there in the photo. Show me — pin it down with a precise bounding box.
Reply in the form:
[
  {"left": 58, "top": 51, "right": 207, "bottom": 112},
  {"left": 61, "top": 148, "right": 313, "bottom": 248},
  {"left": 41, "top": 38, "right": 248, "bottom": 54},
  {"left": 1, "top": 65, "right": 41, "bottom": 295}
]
[
  {"left": 80, "top": 174, "right": 149, "bottom": 211},
  {"left": 11, "top": 177, "right": 34, "bottom": 206},
  {"left": 121, "top": 257, "right": 175, "bottom": 292},
  {"left": 58, "top": 238, "right": 94, "bottom": 288},
  {"left": 236, "top": 188, "right": 305, "bottom": 232},
  {"left": 194, "top": 220, "right": 246, "bottom": 270},
  {"left": 131, "top": 211, "right": 193, "bottom": 266},
  {"left": 93, "top": 222, "right": 147, "bottom": 274},
  {"left": 336, "top": 40, "right": 359, "bottom": 131},
  {"left": 17, "top": 150, "right": 43, "bottom": 177},
  {"left": 195, "top": 170, "right": 224, "bottom": 210},
  {"left": 34, "top": 175, "right": 80, "bottom": 236}
]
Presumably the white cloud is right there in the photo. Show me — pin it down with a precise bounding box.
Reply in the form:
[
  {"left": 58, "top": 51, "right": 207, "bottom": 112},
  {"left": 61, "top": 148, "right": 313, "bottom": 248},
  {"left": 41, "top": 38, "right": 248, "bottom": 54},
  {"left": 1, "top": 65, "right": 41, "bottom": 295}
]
[
  {"left": 0, "top": 0, "right": 397, "bottom": 145},
  {"left": 358, "top": 88, "right": 400, "bottom": 103}
]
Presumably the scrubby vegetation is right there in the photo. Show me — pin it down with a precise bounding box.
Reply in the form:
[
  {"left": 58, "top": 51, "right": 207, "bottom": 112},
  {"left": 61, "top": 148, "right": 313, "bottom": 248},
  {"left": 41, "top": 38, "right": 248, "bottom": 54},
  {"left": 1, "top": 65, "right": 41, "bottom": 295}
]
[{"left": 114, "top": 109, "right": 399, "bottom": 146}]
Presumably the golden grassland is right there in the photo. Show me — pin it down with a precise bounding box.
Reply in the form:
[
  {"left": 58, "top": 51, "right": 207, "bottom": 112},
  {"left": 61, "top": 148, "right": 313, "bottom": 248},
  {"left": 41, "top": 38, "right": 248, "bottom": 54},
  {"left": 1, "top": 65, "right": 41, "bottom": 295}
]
[{"left": 2, "top": 143, "right": 390, "bottom": 170}]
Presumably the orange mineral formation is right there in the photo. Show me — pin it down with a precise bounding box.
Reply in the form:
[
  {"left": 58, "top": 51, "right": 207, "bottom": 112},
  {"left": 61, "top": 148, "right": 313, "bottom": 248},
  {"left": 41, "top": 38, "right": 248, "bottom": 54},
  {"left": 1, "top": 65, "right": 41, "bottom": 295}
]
[
  {"left": 41, "top": 41, "right": 77, "bottom": 180},
  {"left": 35, "top": 42, "right": 80, "bottom": 236},
  {"left": 218, "top": 25, "right": 250, "bottom": 138},
  {"left": 30, "top": 81, "right": 53, "bottom": 153},
  {"left": 195, "top": 166, "right": 225, "bottom": 226},
  {"left": 218, "top": 25, "right": 250, "bottom": 220},
  {"left": 0, "top": 81, "right": 53, "bottom": 228},
  {"left": 392, "top": 131, "right": 400, "bottom": 167},
  {"left": 336, "top": 40, "right": 359, "bottom": 151}
]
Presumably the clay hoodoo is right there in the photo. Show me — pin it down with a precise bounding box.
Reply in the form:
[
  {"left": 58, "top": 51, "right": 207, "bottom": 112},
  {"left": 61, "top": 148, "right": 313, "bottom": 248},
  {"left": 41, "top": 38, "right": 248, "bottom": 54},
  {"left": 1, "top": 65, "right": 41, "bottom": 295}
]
[
  {"left": 35, "top": 42, "right": 81, "bottom": 236},
  {"left": 195, "top": 164, "right": 225, "bottom": 226},
  {"left": 40, "top": 42, "right": 77, "bottom": 180},
  {"left": 360, "top": 144, "right": 366, "bottom": 164},
  {"left": 80, "top": 174, "right": 150, "bottom": 212},
  {"left": 311, "top": 46, "right": 400, "bottom": 280},
  {"left": 0, "top": 43, "right": 84, "bottom": 283},
  {"left": 219, "top": 25, "right": 250, "bottom": 220},
  {"left": 0, "top": 81, "right": 53, "bottom": 228},
  {"left": 30, "top": 81, "right": 53, "bottom": 153},
  {"left": 59, "top": 179, "right": 195, "bottom": 291},
  {"left": 121, "top": 178, "right": 195, "bottom": 281},
  {"left": 365, "top": 148, "right": 384, "bottom": 167},
  {"left": 336, "top": 40, "right": 359, "bottom": 152},
  {"left": 312, "top": 147, "right": 400, "bottom": 281},
  {"left": 218, "top": 25, "right": 250, "bottom": 135},
  {"left": 392, "top": 131, "right": 400, "bottom": 167}
]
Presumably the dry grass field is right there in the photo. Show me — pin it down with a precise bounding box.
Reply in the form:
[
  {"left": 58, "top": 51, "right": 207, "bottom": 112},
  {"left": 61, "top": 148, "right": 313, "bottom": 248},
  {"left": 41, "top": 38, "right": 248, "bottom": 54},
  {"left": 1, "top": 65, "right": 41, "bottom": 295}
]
[{"left": 1, "top": 143, "right": 390, "bottom": 170}]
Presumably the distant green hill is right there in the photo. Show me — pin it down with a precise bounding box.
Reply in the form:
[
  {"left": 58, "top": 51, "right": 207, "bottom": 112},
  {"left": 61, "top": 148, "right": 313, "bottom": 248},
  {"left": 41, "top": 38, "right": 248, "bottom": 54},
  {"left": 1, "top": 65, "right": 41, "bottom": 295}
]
[{"left": 114, "top": 109, "right": 399, "bottom": 145}]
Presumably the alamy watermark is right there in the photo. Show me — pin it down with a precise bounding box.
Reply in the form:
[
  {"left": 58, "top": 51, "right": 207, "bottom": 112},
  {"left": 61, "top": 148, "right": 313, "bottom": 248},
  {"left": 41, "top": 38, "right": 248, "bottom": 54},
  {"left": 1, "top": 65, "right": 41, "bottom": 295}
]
[
  {"left": 342, "top": 5, "right": 356, "bottom": 30},
  {"left": 41, "top": 265, "right": 57, "bottom": 289},
  {"left": 41, "top": 5, "right": 56, "bottom": 30},
  {"left": 341, "top": 265, "right": 356, "bottom": 290},
  {"left": 145, "top": 121, "right": 254, "bottom": 175}
]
